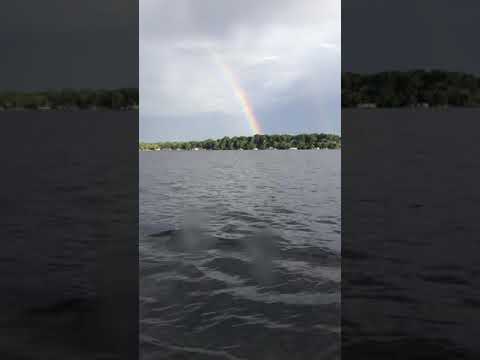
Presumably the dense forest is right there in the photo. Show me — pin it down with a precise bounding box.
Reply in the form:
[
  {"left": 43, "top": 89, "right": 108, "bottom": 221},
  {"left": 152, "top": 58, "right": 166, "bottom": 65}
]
[
  {"left": 0, "top": 89, "right": 138, "bottom": 110},
  {"left": 342, "top": 70, "right": 480, "bottom": 108},
  {"left": 140, "top": 133, "right": 341, "bottom": 151}
]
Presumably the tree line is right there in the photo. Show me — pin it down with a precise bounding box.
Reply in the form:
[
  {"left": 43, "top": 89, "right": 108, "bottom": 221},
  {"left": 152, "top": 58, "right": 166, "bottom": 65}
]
[
  {"left": 342, "top": 70, "right": 480, "bottom": 107},
  {"left": 140, "top": 133, "right": 341, "bottom": 151},
  {"left": 0, "top": 89, "right": 139, "bottom": 110}
]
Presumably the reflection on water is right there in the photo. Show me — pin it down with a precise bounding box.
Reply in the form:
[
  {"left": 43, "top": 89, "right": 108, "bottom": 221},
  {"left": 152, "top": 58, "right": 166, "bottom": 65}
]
[{"left": 140, "top": 150, "right": 341, "bottom": 360}]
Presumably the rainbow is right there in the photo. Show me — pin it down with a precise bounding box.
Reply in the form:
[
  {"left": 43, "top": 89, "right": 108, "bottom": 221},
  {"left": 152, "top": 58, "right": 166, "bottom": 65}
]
[{"left": 210, "top": 51, "right": 263, "bottom": 135}]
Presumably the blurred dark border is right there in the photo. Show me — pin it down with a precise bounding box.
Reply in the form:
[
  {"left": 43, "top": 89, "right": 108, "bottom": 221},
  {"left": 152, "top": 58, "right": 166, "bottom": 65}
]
[
  {"left": 342, "top": 1, "right": 480, "bottom": 359},
  {"left": 0, "top": 1, "right": 138, "bottom": 359}
]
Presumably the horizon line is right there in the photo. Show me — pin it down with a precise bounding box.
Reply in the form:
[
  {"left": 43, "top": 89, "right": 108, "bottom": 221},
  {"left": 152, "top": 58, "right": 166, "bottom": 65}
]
[{"left": 139, "top": 132, "right": 341, "bottom": 144}]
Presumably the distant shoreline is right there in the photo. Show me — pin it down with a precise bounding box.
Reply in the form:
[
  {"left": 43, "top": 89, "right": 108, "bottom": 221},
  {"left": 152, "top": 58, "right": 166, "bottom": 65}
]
[
  {"left": 139, "top": 147, "right": 340, "bottom": 152},
  {"left": 342, "top": 70, "right": 480, "bottom": 108},
  {"left": 0, "top": 89, "right": 138, "bottom": 111},
  {"left": 140, "top": 133, "right": 341, "bottom": 151}
]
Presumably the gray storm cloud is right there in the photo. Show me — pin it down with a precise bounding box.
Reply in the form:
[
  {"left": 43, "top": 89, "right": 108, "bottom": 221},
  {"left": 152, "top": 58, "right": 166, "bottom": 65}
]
[{"left": 140, "top": 0, "right": 340, "bottom": 141}]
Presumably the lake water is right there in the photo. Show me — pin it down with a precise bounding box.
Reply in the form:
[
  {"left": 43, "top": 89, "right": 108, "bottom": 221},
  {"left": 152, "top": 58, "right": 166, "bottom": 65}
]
[
  {"left": 0, "top": 112, "right": 138, "bottom": 360},
  {"left": 342, "top": 109, "right": 480, "bottom": 358},
  {"left": 140, "top": 150, "right": 341, "bottom": 360}
]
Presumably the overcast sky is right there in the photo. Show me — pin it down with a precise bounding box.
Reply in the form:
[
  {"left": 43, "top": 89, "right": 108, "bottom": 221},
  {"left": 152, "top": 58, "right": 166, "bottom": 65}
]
[
  {"left": 140, "top": 0, "right": 340, "bottom": 142},
  {"left": 0, "top": 0, "right": 137, "bottom": 91},
  {"left": 342, "top": 1, "right": 480, "bottom": 75}
]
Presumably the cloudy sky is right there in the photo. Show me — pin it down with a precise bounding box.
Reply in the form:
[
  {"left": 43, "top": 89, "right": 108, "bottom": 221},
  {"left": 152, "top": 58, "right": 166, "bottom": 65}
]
[
  {"left": 343, "top": 1, "right": 480, "bottom": 75},
  {"left": 1, "top": 0, "right": 137, "bottom": 91},
  {"left": 140, "top": 0, "right": 340, "bottom": 142}
]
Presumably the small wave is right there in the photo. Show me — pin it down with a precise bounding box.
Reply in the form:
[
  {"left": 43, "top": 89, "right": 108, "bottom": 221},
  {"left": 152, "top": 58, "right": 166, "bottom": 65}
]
[
  {"left": 141, "top": 335, "right": 247, "bottom": 360},
  {"left": 419, "top": 273, "right": 470, "bottom": 286},
  {"left": 211, "top": 286, "right": 339, "bottom": 306}
]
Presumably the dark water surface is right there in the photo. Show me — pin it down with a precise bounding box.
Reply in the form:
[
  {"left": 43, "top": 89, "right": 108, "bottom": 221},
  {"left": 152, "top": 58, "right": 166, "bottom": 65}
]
[
  {"left": 140, "top": 150, "right": 341, "bottom": 360},
  {"left": 343, "top": 109, "right": 480, "bottom": 359},
  {"left": 0, "top": 112, "right": 138, "bottom": 360}
]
